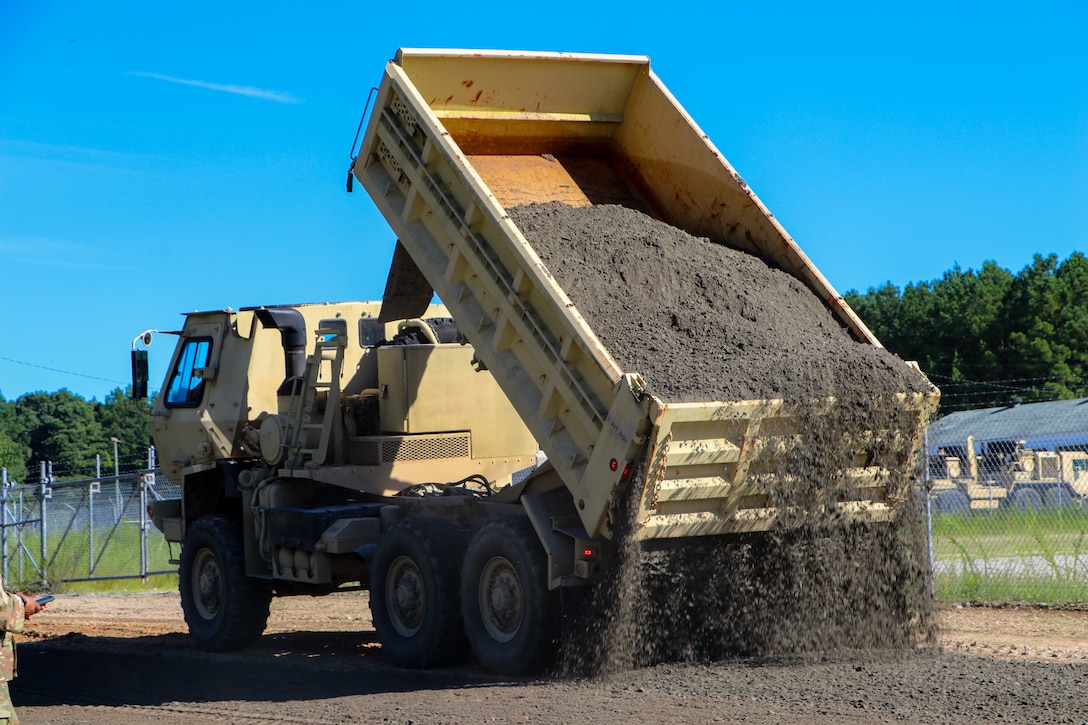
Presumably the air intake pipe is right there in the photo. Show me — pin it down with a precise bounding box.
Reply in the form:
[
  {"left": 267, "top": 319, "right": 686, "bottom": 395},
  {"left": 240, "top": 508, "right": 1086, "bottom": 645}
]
[{"left": 254, "top": 307, "right": 307, "bottom": 396}]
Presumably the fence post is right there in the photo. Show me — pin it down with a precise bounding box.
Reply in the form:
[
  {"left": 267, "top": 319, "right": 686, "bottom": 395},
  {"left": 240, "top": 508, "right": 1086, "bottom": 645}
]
[
  {"left": 143, "top": 448, "right": 157, "bottom": 580},
  {"left": 89, "top": 482, "right": 96, "bottom": 578},
  {"left": 925, "top": 427, "right": 935, "bottom": 597},
  {"left": 1, "top": 469, "right": 7, "bottom": 583},
  {"left": 140, "top": 472, "right": 152, "bottom": 579},
  {"left": 93, "top": 456, "right": 102, "bottom": 577},
  {"left": 40, "top": 462, "right": 50, "bottom": 588}
]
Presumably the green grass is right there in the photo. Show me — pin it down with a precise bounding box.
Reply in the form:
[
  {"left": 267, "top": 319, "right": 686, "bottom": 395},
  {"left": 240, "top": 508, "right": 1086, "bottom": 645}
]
[
  {"left": 932, "top": 530, "right": 1088, "bottom": 559},
  {"left": 933, "top": 506, "right": 1088, "bottom": 538},
  {"left": 935, "top": 572, "right": 1088, "bottom": 606},
  {"left": 933, "top": 508, "right": 1088, "bottom": 557},
  {"left": 932, "top": 506, "right": 1088, "bottom": 605},
  {"left": 1, "top": 524, "right": 179, "bottom": 594}
]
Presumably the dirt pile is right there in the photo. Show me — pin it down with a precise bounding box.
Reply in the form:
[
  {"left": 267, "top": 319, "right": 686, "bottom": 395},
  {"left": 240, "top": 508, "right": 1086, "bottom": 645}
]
[
  {"left": 510, "top": 202, "right": 929, "bottom": 403},
  {"left": 508, "top": 203, "right": 935, "bottom": 675}
]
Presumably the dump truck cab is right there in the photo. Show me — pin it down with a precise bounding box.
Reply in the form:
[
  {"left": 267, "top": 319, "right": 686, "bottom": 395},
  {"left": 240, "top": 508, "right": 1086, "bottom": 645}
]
[
  {"left": 152, "top": 301, "right": 537, "bottom": 496},
  {"left": 147, "top": 301, "right": 540, "bottom": 654}
]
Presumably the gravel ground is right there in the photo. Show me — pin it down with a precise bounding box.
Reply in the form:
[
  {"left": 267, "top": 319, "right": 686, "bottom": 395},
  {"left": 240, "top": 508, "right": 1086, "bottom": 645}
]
[{"left": 11, "top": 592, "right": 1088, "bottom": 724}]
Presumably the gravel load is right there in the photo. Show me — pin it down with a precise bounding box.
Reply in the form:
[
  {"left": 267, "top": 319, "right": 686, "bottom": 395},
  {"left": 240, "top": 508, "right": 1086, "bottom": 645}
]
[{"left": 510, "top": 202, "right": 930, "bottom": 404}]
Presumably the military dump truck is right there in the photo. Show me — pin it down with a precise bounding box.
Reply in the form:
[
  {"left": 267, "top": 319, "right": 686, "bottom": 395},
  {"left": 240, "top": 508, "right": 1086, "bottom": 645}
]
[
  {"left": 929, "top": 435, "right": 1088, "bottom": 513},
  {"left": 139, "top": 49, "right": 939, "bottom": 674}
]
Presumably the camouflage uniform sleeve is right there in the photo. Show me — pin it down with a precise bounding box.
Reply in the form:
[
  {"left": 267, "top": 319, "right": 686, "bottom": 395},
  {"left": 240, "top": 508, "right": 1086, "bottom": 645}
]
[
  {"left": 0, "top": 577, "right": 23, "bottom": 683},
  {"left": 0, "top": 579, "right": 25, "bottom": 635}
]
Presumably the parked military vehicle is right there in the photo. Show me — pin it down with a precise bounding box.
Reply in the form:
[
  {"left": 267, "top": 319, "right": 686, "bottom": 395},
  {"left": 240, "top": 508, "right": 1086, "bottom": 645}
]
[
  {"left": 929, "top": 435, "right": 1088, "bottom": 513},
  {"left": 138, "top": 49, "right": 938, "bottom": 674}
]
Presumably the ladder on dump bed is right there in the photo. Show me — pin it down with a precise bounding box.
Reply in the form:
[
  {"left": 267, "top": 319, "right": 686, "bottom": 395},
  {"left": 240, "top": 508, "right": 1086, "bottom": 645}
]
[{"left": 285, "top": 320, "right": 347, "bottom": 467}]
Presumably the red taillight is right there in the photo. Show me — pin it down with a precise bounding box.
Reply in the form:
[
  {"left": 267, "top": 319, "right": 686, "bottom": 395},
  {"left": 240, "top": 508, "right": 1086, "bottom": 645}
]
[
  {"left": 609, "top": 458, "right": 618, "bottom": 471},
  {"left": 574, "top": 544, "right": 602, "bottom": 578},
  {"left": 621, "top": 462, "right": 632, "bottom": 480}
]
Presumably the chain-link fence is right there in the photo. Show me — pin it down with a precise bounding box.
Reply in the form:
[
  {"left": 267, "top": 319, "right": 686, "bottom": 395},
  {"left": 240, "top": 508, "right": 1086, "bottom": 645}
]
[
  {"left": 0, "top": 466, "right": 180, "bottom": 590},
  {"left": 926, "top": 397, "right": 1088, "bottom": 605}
]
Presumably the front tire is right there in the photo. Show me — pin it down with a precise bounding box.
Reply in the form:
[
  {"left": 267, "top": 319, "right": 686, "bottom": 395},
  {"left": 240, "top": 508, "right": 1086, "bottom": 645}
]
[
  {"left": 369, "top": 517, "right": 468, "bottom": 668},
  {"left": 934, "top": 490, "right": 969, "bottom": 515},
  {"left": 461, "top": 517, "right": 560, "bottom": 675},
  {"left": 179, "top": 515, "right": 271, "bottom": 651}
]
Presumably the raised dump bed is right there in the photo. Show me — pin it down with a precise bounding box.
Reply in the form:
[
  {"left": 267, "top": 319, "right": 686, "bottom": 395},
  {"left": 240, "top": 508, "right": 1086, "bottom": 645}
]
[{"left": 352, "top": 48, "right": 938, "bottom": 541}]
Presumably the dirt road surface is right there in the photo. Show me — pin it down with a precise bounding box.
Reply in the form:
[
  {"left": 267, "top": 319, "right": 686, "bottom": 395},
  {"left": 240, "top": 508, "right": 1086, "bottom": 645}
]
[{"left": 10, "top": 592, "right": 1088, "bottom": 724}]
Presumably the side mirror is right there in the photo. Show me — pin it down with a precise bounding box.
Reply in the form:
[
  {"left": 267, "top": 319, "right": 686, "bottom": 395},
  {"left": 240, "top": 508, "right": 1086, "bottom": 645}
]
[{"left": 131, "top": 349, "right": 149, "bottom": 400}]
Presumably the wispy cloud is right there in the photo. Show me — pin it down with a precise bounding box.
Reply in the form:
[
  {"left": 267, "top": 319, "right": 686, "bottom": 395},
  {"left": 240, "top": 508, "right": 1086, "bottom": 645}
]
[
  {"left": 0, "top": 139, "right": 168, "bottom": 167},
  {"left": 0, "top": 237, "right": 133, "bottom": 272},
  {"left": 132, "top": 72, "right": 301, "bottom": 104}
]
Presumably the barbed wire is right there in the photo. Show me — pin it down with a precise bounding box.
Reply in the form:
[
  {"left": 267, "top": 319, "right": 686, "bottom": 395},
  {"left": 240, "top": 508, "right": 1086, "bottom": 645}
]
[
  {"left": 923, "top": 361, "right": 1073, "bottom": 369},
  {"left": 20, "top": 449, "right": 154, "bottom": 484},
  {"left": 926, "top": 373, "right": 1059, "bottom": 386}
]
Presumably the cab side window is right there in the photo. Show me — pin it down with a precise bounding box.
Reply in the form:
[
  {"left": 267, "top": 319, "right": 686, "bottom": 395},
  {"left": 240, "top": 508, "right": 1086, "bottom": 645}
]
[
  {"left": 358, "top": 319, "right": 384, "bottom": 347},
  {"left": 165, "top": 337, "right": 212, "bottom": 407}
]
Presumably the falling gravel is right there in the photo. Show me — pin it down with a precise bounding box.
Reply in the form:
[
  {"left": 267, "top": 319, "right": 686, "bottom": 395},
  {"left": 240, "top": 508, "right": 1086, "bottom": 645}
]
[{"left": 509, "top": 203, "right": 937, "bottom": 676}]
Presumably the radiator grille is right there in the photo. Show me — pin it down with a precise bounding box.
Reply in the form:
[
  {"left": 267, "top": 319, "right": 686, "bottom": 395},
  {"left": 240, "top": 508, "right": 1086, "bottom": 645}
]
[{"left": 349, "top": 434, "right": 471, "bottom": 465}]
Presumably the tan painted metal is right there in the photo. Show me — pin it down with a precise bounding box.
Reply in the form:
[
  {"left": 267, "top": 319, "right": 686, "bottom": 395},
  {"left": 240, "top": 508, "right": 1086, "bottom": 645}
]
[
  {"left": 637, "top": 393, "right": 938, "bottom": 539},
  {"left": 151, "top": 301, "right": 538, "bottom": 504}
]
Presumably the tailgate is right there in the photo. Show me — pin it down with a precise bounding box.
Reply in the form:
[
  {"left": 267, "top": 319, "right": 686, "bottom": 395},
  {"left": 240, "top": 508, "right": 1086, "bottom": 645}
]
[{"left": 634, "top": 391, "right": 940, "bottom": 540}]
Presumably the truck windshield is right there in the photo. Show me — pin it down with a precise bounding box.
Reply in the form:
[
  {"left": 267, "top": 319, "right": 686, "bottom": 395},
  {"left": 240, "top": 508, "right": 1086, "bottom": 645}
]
[{"left": 165, "top": 337, "right": 212, "bottom": 407}]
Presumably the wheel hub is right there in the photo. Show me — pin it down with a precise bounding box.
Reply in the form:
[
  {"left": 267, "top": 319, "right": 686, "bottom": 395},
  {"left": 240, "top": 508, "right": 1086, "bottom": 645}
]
[
  {"left": 193, "top": 549, "right": 221, "bottom": 620},
  {"left": 387, "top": 555, "right": 425, "bottom": 637},
  {"left": 480, "top": 557, "right": 523, "bottom": 643}
]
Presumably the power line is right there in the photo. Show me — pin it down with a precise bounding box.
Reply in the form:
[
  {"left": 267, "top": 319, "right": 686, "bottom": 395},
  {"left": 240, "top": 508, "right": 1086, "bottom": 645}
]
[{"left": 0, "top": 355, "right": 126, "bottom": 386}]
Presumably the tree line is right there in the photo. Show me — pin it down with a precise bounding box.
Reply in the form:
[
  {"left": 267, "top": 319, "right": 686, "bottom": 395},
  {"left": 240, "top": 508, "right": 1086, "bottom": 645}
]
[
  {"left": 845, "top": 252, "right": 1088, "bottom": 412},
  {"left": 0, "top": 388, "right": 152, "bottom": 484}
]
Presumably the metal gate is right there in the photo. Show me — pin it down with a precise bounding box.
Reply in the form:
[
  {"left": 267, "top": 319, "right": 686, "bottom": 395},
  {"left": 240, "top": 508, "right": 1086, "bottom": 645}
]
[{"left": 0, "top": 467, "right": 180, "bottom": 589}]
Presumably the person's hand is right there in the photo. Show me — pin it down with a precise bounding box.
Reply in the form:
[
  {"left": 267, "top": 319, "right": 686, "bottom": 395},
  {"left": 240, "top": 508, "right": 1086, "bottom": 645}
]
[{"left": 16, "top": 593, "right": 43, "bottom": 618}]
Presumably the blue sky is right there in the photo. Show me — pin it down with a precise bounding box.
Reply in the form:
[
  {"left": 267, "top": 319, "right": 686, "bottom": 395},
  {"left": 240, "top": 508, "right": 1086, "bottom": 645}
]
[{"left": 2, "top": 1, "right": 1087, "bottom": 401}]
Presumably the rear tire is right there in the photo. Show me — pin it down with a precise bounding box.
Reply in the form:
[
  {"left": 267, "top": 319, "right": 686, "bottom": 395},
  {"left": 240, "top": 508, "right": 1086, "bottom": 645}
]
[
  {"left": 1011, "top": 488, "right": 1043, "bottom": 510},
  {"left": 179, "top": 515, "right": 272, "bottom": 651},
  {"left": 461, "top": 517, "right": 560, "bottom": 675},
  {"left": 369, "top": 517, "right": 468, "bottom": 668}
]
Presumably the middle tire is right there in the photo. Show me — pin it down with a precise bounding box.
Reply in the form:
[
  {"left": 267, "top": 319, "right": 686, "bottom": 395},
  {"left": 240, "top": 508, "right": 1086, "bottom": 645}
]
[
  {"left": 369, "top": 517, "right": 468, "bottom": 668},
  {"left": 461, "top": 516, "right": 560, "bottom": 675}
]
